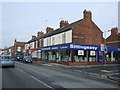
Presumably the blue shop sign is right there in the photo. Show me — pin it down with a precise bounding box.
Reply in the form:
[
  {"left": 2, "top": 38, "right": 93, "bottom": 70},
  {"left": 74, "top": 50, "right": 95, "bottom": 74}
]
[
  {"left": 41, "top": 45, "right": 60, "bottom": 51},
  {"left": 41, "top": 44, "right": 100, "bottom": 51},
  {"left": 41, "top": 44, "right": 69, "bottom": 51},
  {"left": 59, "top": 44, "right": 69, "bottom": 49},
  {"left": 107, "top": 46, "right": 120, "bottom": 51},
  {"left": 69, "top": 44, "right": 100, "bottom": 51},
  {"left": 40, "top": 44, "right": 120, "bottom": 51}
]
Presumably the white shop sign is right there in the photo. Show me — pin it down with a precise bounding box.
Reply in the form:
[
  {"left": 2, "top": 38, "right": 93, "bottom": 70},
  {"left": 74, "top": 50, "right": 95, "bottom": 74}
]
[
  {"left": 90, "top": 51, "right": 96, "bottom": 56},
  {"left": 78, "top": 50, "right": 84, "bottom": 55}
]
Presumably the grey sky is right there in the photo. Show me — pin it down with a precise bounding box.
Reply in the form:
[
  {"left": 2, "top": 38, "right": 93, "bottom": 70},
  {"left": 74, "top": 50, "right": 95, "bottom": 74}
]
[{"left": 1, "top": 2, "right": 118, "bottom": 48}]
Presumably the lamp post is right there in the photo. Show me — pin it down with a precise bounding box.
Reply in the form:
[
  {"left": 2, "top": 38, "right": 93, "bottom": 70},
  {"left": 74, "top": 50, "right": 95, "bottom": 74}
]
[{"left": 103, "top": 30, "right": 111, "bottom": 65}]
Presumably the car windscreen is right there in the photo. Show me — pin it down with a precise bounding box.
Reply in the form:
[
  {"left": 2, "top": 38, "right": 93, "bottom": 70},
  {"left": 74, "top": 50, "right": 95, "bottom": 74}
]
[
  {"left": 26, "top": 57, "right": 32, "bottom": 59},
  {"left": 3, "top": 56, "right": 12, "bottom": 59}
]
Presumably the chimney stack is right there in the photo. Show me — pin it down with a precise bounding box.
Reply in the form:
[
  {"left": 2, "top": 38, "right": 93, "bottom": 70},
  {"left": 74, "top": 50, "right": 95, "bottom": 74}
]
[
  {"left": 60, "top": 20, "right": 69, "bottom": 28},
  {"left": 32, "top": 35, "right": 36, "bottom": 39},
  {"left": 111, "top": 27, "right": 118, "bottom": 35},
  {"left": 83, "top": 9, "right": 92, "bottom": 20},
  {"left": 37, "top": 32, "right": 44, "bottom": 37},
  {"left": 46, "top": 27, "right": 54, "bottom": 33},
  {"left": 14, "top": 39, "right": 17, "bottom": 42}
]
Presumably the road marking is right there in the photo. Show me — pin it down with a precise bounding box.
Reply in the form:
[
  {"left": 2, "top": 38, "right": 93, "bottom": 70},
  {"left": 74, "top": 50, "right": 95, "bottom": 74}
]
[
  {"left": 31, "top": 76, "right": 55, "bottom": 90},
  {"left": 77, "top": 70, "right": 82, "bottom": 72},
  {"left": 42, "top": 64, "right": 53, "bottom": 66},
  {"left": 16, "top": 68, "right": 26, "bottom": 74},
  {"left": 101, "top": 73, "right": 120, "bottom": 83},
  {"left": 101, "top": 70, "right": 112, "bottom": 73},
  {"left": 17, "top": 67, "right": 55, "bottom": 90}
]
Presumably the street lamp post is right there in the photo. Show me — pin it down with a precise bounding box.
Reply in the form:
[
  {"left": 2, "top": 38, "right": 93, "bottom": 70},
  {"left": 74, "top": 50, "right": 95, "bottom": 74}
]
[{"left": 103, "top": 30, "right": 111, "bottom": 65}]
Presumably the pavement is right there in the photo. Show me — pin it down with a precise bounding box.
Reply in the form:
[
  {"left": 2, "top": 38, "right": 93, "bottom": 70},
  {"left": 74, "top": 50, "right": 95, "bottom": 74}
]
[{"left": 33, "top": 61, "right": 120, "bottom": 83}]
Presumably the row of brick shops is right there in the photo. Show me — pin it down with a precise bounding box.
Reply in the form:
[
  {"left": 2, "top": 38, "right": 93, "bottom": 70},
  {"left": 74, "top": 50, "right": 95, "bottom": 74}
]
[{"left": 24, "top": 9, "right": 120, "bottom": 65}]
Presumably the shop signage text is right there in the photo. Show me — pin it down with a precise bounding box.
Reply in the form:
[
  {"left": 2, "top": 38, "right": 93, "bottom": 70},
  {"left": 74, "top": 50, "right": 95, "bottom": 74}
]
[
  {"left": 70, "top": 44, "right": 99, "bottom": 50},
  {"left": 41, "top": 44, "right": 120, "bottom": 51}
]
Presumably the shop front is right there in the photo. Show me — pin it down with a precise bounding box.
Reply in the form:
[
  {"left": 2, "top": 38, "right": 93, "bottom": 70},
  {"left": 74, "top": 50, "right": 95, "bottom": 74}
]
[
  {"left": 106, "top": 46, "right": 120, "bottom": 62},
  {"left": 40, "top": 44, "right": 102, "bottom": 64},
  {"left": 27, "top": 49, "right": 35, "bottom": 57},
  {"left": 39, "top": 44, "right": 120, "bottom": 65}
]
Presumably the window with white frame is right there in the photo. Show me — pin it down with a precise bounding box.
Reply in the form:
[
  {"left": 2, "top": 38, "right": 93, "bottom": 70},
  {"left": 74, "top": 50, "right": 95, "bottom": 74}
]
[
  {"left": 62, "top": 32, "right": 66, "bottom": 43},
  {"left": 39, "top": 39, "right": 41, "bottom": 47},
  {"left": 49, "top": 37, "right": 51, "bottom": 45},
  {"left": 36, "top": 41, "right": 38, "bottom": 48},
  {"left": 32, "top": 42, "right": 35, "bottom": 49},
  {"left": 47, "top": 38, "right": 49, "bottom": 46},
  {"left": 52, "top": 37, "right": 55, "bottom": 45},
  {"left": 17, "top": 47, "right": 21, "bottom": 52},
  {"left": 25, "top": 44, "right": 27, "bottom": 50}
]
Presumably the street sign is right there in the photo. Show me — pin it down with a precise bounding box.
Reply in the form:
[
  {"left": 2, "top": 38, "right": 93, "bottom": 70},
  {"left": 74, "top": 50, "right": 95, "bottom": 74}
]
[
  {"left": 28, "top": 49, "right": 35, "bottom": 52},
  {"left": 104, "top": 46, "right": 108, "bottom": 54},
  {"left": 100, "top": 44, "right": 104, "bottom": 51}
]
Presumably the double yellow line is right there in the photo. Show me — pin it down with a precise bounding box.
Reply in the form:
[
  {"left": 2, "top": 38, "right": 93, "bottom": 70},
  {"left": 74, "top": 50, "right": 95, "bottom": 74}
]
[{"left": 101, "top": 73, "right": 120, "bottom": 83}]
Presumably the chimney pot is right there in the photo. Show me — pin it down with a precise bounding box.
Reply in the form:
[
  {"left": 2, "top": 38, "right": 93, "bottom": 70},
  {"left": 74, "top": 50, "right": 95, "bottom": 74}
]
[
  {"left": 83, "top": 9, "right": 92, "bottom": 20},
  {"left": 46, "top": 27, "right": 54, "bottom": 33},
  {"left": 37, "top": 32, "right": 44, "bottom": 37},
  {"left": 111, "top": 27, "right": 118, "bottom": 35},
  {"left": 32, "top": 35, "right": 36, "bottom": 39},
  {"left": 60, "top": 20, "right": 69, "bottom": 28}
]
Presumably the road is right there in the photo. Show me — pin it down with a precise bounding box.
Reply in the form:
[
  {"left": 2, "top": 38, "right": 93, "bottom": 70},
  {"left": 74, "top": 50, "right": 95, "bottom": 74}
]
[{"left": 2, "top": 61, "right": 119, "bottom": 90}]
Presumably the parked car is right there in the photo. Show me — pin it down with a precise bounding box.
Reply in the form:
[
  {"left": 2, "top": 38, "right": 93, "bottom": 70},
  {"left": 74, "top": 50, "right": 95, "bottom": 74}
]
[
  {"left": 0, "top": 55, "right": 15, "bottom": 67},
  {"left": 23, "top": 56, "right": 32, "bottom": 63},
  {"left": 16, "top": 53, "right": 24, "bottom": 61}
]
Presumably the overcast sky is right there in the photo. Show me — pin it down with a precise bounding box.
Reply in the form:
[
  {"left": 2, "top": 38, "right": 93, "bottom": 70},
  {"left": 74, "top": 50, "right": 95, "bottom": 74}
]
[{"left": 0, "top": 1, "right": 118, "bottom": 48}]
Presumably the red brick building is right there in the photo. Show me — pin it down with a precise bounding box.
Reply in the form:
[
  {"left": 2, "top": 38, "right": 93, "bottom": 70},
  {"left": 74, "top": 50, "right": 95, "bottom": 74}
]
[
  {"left": 106, "top": 27, "right": 120, "bottom": 47},
  {"left": 25, "top": 31, "right": 44, "bottom": 57},
  {"left": 13, "top": 39, "right": 26, "bottom": 57},
  {"left": 39, "top": 9, "right": 104, "bottom": 65},
  {"left": 106, "top": 27, "right": 120, "bottom": 62},
  {"left": 72, "top": 10, "right": 103, "bottom": 45},
  {"left": 24, "top": 10, "right": 105, "bottom": 65},
  {"left": 25, "top": 9, "right": 119, "bottom": 65}
]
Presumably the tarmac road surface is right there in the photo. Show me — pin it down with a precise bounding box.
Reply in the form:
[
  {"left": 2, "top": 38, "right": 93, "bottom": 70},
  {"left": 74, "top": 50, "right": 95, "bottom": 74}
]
[{"left": 2, "top": 61, "right": 119, "bottom": 90}]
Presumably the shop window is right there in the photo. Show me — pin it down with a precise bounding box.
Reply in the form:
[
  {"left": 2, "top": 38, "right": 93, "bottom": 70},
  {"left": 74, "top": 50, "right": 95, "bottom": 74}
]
[
  {"left": 113, "top": 51, "right": 120, "bottom": 62},
  {"left": 48, "top": 51, "right": 52, "bottom": 60},
  {"left": 37, "top": 50, "right": 41, "bottom": 59},
  {"left": 106, "top": 51, "right": 112, "bottom": 62},
  {"left": 42, "top": 51, "right": 48, "bottom": 60},
  {"left": 59, "top": 50, "right": 69, "bottom": 62},
  {"left": 32, "top": 51, "right": 37, "bottom": 58},
  {"left": 88, "top": 50, "right": 97, "bottom": 62},
  {"left": 52, "top": 51, "right": 55, "bottom": 60},
  {"left": 73, "top": 50, "right": 87, "bottom": 62}
]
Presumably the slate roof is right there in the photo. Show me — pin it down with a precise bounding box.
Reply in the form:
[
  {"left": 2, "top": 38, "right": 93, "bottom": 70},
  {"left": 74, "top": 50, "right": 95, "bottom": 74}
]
[{"left": 26, "top": 19, "right": 83, "bottom": 44}]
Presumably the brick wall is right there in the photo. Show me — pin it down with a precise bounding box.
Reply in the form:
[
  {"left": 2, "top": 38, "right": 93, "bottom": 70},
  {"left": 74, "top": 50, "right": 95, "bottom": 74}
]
[
  {"left": 72, "top": 19, "right": 103, "bottom": 45},
  {"left": 106, "top": 27, "right": 120, "bottom": 47}
]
